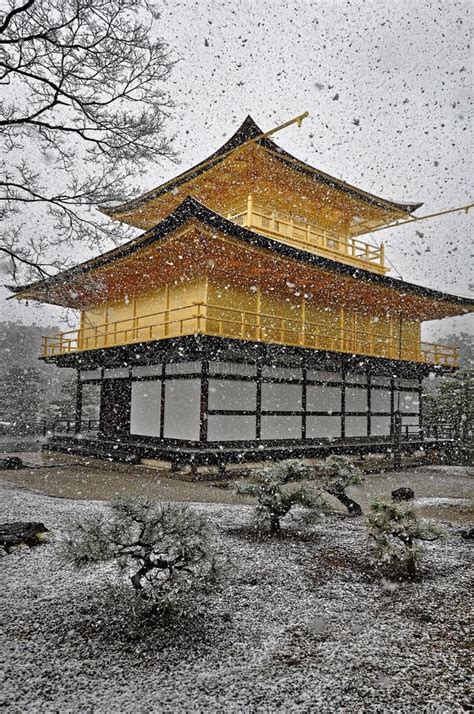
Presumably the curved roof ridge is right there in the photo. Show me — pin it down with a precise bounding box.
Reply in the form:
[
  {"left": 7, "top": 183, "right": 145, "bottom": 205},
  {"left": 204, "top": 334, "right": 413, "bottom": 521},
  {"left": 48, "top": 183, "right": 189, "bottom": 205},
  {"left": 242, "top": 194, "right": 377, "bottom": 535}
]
[{"left": 101, "top": 116, "right": 423, "bottom": 219}]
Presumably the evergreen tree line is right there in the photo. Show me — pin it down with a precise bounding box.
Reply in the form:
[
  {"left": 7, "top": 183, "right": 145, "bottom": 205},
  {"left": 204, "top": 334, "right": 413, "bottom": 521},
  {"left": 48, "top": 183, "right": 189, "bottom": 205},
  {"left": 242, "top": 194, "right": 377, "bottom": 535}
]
[{"left": 0, "top": 322, "right": 75, "bottom": 432}]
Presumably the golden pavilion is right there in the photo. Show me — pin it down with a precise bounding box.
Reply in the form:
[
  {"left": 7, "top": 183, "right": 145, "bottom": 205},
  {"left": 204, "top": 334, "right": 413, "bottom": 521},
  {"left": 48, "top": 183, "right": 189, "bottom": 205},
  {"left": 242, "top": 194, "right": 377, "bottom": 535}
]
[{"left": 11, "top": 115, "right": 473, "bottom": 467}]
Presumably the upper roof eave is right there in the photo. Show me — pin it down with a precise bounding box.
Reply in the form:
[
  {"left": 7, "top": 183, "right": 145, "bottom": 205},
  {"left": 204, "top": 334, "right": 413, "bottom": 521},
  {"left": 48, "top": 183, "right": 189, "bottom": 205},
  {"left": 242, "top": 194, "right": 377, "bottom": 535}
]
[
  {"left": 100, "top": 115, "right": 423, "bottom": 220},
  {"left": 9, "top": 196, "right": 473, "bottom": 314}
]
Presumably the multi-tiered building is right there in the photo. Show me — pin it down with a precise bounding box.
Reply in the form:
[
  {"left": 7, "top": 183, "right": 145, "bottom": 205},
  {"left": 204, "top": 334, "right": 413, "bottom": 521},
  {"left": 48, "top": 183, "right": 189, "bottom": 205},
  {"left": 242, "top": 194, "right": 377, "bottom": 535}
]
[{"left": 11, "top": 116, "right": 472, "bottom": 467}]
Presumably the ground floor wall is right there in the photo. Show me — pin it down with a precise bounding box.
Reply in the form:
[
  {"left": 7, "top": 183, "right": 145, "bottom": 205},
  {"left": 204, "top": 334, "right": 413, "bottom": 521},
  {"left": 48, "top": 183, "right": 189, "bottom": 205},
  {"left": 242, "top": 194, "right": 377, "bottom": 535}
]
[{"left": 77, "top": 357, "right": 421, "bottom": 450}]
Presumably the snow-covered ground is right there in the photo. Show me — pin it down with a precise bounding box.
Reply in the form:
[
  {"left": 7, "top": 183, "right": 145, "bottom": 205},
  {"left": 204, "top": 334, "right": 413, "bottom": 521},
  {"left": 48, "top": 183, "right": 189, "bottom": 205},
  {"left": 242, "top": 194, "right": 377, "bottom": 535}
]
[{"left": 1, "top": 485, "right": 471, "bottom": 712}]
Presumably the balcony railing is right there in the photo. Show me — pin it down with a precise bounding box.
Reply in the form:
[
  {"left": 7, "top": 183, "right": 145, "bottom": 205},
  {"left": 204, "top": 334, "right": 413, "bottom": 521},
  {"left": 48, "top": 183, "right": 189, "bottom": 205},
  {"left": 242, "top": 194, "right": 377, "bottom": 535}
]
[
  {"left": 227, "top": 195, "right": 388, "bottom": 274},
  {"left": 41, "top": 302, "right": 459, "bottom": 368}
]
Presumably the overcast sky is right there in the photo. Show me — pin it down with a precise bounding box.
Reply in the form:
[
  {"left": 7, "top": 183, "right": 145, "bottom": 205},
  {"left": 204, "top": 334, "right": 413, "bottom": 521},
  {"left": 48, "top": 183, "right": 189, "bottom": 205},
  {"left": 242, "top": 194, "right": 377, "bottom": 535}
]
[{"left": 2, "top": 0, "right": 472, "bottom": 339}]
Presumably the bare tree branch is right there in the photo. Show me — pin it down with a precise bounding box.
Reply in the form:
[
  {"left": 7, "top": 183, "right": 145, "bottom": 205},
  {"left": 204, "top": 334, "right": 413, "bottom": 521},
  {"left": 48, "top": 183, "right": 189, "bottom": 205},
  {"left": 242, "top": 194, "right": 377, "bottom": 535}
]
[
  {"left": 0, "top": 0, "right": 35, "bottom": 34},
  {"left": 0, "top": 0, "right": 176, "bottom": 283}
]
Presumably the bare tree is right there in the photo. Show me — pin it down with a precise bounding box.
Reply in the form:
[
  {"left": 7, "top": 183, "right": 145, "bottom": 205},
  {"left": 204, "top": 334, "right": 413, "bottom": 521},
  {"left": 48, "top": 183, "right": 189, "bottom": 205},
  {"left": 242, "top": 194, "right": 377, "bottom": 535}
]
[{"left": 0, "top": 0, "right": 175, "bottom": 282}]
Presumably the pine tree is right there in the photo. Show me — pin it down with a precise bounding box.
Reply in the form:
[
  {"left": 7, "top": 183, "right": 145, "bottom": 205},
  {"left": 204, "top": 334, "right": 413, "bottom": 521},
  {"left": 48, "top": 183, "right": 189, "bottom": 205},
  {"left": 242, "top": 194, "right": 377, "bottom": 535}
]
[{"left": 233, "top": 460, "right": 326, "bottom": 535}]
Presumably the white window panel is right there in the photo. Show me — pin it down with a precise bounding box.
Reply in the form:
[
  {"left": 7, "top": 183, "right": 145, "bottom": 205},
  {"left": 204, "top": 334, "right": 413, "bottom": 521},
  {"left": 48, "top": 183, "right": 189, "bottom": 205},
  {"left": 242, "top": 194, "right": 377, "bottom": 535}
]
[
  {"left": 208, "top": 415, "right": 256, "bottom": 441},
  {"left": 80, "top": 369, "right": 101, "bottom": 381},
  {"left": 209, "top": 362, "right": 256, "bottom": 376},
  {"left": 345, "top": 416, "right": 368, "bottom": 437},
  {"left": 371, "top": 416, "right": 391, "bottom": 436},
  {"left": 261, "top": 416, "right": 302, "bottom": 440},
  {"left": 345, "top": 388, "right": 368, "bottom": 412},
  {"left": 306, "top": 386, "right": 341, "bottom": 412},
  {"left": 261, "top": 365, "right": 302, "bottom": 379},
  {"left": 208, "top": 379, "right": 256, "bottom": 411},
  {"left": 346, "top": 373, "right": 368, "bottom": 385},
  {"left": 398, "top": 391, "right": 420, "bottom": 414},
  {"left": 307, "top": 369, "right": 341, "bottom": 382},
  {"left": 165, "top": 361, "right": 201, "bottom": 374},
  {"left": 130, "top": 381, "right": 161, "bottom": 436},
  {"left": 164, "top": 379, "right": 201, "bottom": 440},
  {"left": 397, "top": 378, "right": 419, "bottom": 388},
  {"left": 262, "top": 383, "right": 302, "bottom": 411},
  {"left": 306, "top": 416, "right": 341, "bottom": 439},
  {"left": 402, "top": 416, "right": 419, "bottom": 426},
  {"left": 371, "top": 376, "right": 391, "bottom": 387},
  {"left": 103, "top": 367, "right": 129, "bottom": 379},
  {"left": 132, "top": 364, "right": 162, "bottom": 377},
  {"left": 371, "top": 389, "right": 391, "bottom": 413}
]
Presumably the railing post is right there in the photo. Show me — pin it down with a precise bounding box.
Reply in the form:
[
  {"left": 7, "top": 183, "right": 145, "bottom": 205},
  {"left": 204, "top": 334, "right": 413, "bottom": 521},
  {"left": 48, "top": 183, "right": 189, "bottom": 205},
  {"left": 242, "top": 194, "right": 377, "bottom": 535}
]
[
  {"left": 246, "top": 194, "right": 253, "bottom": 228},
  {"left": 379, "top": 241, "right": 385, "bottom": 268}
]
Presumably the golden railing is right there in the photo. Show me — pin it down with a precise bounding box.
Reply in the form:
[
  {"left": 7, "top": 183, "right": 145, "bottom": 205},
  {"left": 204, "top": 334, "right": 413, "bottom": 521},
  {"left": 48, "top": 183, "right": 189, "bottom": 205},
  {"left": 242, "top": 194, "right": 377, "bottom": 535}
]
[
  {"left": 227, "top": 195, "right": 388, "bottom": 274},
  {"left": 41, "top": 302, "right": 459, "bottom": 368}
]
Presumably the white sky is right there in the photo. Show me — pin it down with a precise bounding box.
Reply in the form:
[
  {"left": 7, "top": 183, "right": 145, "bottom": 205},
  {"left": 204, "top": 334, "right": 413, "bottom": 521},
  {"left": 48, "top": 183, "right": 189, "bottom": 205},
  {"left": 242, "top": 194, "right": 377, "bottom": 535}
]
[{"left": 2, "top": 0, "right": 472, "bottom": 339}]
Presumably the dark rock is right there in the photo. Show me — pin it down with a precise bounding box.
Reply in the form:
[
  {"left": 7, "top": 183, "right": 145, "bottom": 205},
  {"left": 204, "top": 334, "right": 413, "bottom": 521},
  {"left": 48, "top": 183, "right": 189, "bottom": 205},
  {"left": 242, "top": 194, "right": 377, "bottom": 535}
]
[
  {"left": 0, "top": 456, "right": 24, "bottom": 470},
  {"left": 0, "top": 522, "right": 49, "bottom": 550},
  {"left": 391, "top": 487, "right": 415, "bottom": 502},
  {"left": 460, "top": 527, "right": 474, "bottom": 541}
]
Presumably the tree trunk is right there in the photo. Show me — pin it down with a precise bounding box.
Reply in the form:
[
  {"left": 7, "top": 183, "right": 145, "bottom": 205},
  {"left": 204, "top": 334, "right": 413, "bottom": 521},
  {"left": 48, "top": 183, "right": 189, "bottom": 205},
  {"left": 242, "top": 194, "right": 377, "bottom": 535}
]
[
  {"left": 130, "top": 560, "right": 154, "bottom": 591},
  {"left": 328, "top": 489, "right": 363, "bottom": 516},
  {"left": 269, "top": 512, "right": 281, "bottom": 535}
]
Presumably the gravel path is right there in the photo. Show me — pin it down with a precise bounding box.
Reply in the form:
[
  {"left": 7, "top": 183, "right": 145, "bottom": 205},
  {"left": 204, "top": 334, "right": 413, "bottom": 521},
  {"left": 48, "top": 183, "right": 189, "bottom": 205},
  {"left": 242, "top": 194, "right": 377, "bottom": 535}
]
[
  {"left": 1, "top": 485, "right": 472, "bottom": 712},
  {"left": 1, "top": 458, "right": 472, "bottom": 522}
]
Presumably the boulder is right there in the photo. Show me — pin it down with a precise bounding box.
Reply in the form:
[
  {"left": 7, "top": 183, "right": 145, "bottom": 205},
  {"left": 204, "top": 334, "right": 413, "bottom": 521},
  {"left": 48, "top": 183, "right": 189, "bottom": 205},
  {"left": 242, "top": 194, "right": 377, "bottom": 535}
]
[
  {"left": 460, "top": 527, "right": 474, "bottom": 541},
  {"left": 391, "top": 487, "right": 415, "bottom": 502},
  {"left": 0, "top": 456, "right": 24, "bottom": 470},
  {"left": 0, "top": 522, "right": 49, "bottom": 551}
]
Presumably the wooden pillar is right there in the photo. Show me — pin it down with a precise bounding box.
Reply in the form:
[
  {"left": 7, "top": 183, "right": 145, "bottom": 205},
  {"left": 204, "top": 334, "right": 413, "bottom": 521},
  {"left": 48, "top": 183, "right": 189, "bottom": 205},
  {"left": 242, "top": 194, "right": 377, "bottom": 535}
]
[
  {"left": 301, "top": 296, "right": 306, "bottom": 347},
  {"left": 398, "top": 314, "right": 403, "bottom": 360},
  {"left": 164, "top": 284, "right": 170, "bottom": 337},
  {"left": 393, "top": 410, "right": 402, "bottom": 469},
  {"left": 256, "top": 285, "right": 262, "bottom": 341},
  {"left": 341, "top": 370, "right": 346, "bottom": 439},
  {"left": 255, "top": 362, "right": 262, "bottom": 440},
  {"left": 418, "top": 376, "right": 424, "bottom": 443},
  {"left": 199, "top": 360, "right": 209, "bottom": 443},
  {"left": 340, "top": 306, "right": 345, "bottom": 352},
  {"left": 75, "top": 370, "right": 82, "bottom": 434},
  {"left": 367, "top": 373, "right": 371, "bottom": 437},
  {"left": 132, "top": 296, "right": 138, "bottom": 341},
  {"left": 301, "top": 364, "right": 307, "bottom": 440},
  {"left": 159, "top": 362, "right": 166, "bottom": 440}
]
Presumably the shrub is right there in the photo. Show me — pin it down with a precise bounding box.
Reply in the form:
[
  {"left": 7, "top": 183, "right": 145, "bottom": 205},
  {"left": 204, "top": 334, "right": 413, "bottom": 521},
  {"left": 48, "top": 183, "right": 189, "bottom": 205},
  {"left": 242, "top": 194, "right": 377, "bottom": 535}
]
[
  {"left": 62, "top": 496, "right": 221, "bottom": 618},
  {"left": 318, "top": 455, "right": 364, "bottom": 515},
  {"left": 233, "top": 460, "right": 326, "bottom": 535},
  {"left": 367, "top": 499, "right": 441, "bottom": 579}
]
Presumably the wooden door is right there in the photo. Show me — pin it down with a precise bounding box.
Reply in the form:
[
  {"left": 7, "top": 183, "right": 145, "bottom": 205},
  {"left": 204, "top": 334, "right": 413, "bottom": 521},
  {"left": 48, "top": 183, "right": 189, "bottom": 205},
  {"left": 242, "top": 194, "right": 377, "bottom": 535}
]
[{"left": 99, "top": 379, "right": 132, "bottom": 439}]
